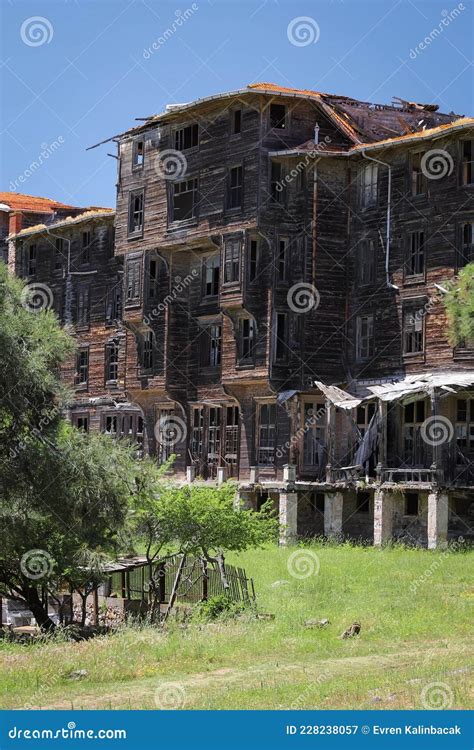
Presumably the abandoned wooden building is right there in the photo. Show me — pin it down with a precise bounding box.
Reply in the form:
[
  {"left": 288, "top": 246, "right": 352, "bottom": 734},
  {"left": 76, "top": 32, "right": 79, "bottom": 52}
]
[{"left": 5, "top": 83, "right": 474, "bottom": 548}]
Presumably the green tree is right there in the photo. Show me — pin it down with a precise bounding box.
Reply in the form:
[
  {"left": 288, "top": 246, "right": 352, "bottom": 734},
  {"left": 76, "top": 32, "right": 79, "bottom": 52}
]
[
  {"left": 444, "top": 264, "right": 474, "bottom": 346},
  {"left": 0, "top": 265, "right": 135, "bottom": 628}
]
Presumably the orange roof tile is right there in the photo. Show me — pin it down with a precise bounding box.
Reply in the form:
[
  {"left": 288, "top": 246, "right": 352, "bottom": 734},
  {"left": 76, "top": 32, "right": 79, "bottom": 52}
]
[{"left": 0, "top": 192, "right": 78, "bottom": 214}]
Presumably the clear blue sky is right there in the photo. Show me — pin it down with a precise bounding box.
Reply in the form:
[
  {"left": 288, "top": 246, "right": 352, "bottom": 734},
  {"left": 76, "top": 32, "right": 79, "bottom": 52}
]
[{"left": 1, "top": 0, "right": 472, "bottom": 208}]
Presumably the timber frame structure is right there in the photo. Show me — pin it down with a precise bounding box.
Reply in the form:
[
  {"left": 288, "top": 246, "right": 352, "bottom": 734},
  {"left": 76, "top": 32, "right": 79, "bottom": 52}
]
[{"left": 5, "top": 83, "right": 474, "bottom": 548}]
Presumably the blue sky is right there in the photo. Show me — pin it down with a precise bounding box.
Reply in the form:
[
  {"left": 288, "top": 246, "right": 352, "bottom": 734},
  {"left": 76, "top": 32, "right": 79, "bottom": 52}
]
[{"left": 1, "top": 0, "right": 472, "bottom": 208}]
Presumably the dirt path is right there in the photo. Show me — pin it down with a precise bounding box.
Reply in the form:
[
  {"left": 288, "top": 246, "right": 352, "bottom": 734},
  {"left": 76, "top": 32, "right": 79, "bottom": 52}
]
[{"left": 35, "top": 643, "right": 472, "bottom": 710}]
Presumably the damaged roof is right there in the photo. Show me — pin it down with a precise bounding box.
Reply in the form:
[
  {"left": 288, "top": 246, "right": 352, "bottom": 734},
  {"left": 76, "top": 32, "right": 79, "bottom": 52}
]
[
  {"left": 88, "top": 82, "right": 463, "bottom": 151},
  {"left": 316, "top": 372, "right": 474, "bottom": 409},
  {"left": 8, "top": 208, "right": 115, "bottom": 240}
]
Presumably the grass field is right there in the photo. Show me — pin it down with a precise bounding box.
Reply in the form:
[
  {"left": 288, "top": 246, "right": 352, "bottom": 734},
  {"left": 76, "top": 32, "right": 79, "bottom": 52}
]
[{"left": 0, "top": 542, "right": 472, "bottom": 710}]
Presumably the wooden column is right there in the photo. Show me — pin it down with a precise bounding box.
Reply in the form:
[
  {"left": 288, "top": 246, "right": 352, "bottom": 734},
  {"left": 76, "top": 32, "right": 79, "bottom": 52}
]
[{"left": 325, "top": 400, "right": 336, "bottom": 483}]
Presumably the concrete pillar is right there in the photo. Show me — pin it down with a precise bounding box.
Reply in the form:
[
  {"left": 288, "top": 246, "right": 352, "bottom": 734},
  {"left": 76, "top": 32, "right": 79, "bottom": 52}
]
[
  {"left": 217, "top": 466, "right": 226, "bottom": 485},
  {"left": 279, "top": 491, "right": 298, "bottom": 545},
  {"left": 428, "top": 491, "right": 449, "bottom": 549},
  {"left": 186, "top": 465, "right": 195, "bottom": 483},
  {"left": 324, "top": 491, "right": 343, "bottom": 539},
  {"left": 373, "top": 489, "right": 393, "bottom": 546},
  {"left": 283, "top": 464, "right": 296, "bottom": 483}
]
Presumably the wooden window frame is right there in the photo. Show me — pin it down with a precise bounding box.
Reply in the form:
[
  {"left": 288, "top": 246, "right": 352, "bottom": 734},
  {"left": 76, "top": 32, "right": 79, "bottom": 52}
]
[
  {"left": 124, "top": 253, "right": 142, "bottom": 307},
  {"left": 230, "top": 108, "right": 242, "bottom": 137},
  {"left": 127, "top": 188, "right": 145, "bottom": 238},
  {"left": 276, "top": 237, "right": 289, "bottom": 283},
  {"left": 405, "top": 229, "right": 426, "bottom": 280},
  {"left": 248, "top": 236, "right": 259, "bottom": 283},
  {"left": 358, "top": 163, "right": 378, "bottom": 209},
  {"left": 132, "top": 138, "right": 145, "bottom": 170},
  {"left": 402, "top": 299, "right": 426, "bottom": 357},
  {"left": 223, "top": 237, "right": 241, "bottom": 286},
  {"left": 269, "top": 103, "right": 287, "bottom": 131},
  {"left": 273, "top": 311, "right": 288, "bottom": 363},
  {"left": 301, "top": 399, "right": 326, "bottom": 472},
  {"left": 105, "top": 340, "right": 119, "bottom": 384},
  {"left": 410, "top": 151, "right": 427, "bottom": 197},
  {"left": 256, "top": 401, "right": 277, "bottom": 467},
  {"left": 227, "top": 164, "right": 244, "bottom": 212},
  {"left": 356, "top": 238, "right": 376, "bottom": 286},
  {"left": 174, "top": 123, "right": 199, "bottom": 152},
  {"left": 202, "top": 253, "right": 220, "bottom": 299},
  {"left": 74, "top": 347, "right": 89, "bottom": 388},
  {"left": 169, "top": 176, "right": 199, "bottom": 224},
  {"left": 460, "top": 139, "right": 474, "bottom": 186},
  {"left": 76, "top": 284, "right": 90, "bottom": 330},
  {"left": 238, "top": 316, "right": 256, "bottom": 365}
]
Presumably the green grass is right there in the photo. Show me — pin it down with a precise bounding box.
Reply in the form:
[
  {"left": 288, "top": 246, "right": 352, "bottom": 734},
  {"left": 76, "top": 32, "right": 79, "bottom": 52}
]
[{"left": 0, "top": 542, "right": 472, "bottom": 710}]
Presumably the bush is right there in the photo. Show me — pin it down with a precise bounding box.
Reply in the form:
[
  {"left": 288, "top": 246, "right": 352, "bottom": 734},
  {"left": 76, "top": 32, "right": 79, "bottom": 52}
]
[{"left": 193, "top": 594, "right": 245, "bottom": 623}]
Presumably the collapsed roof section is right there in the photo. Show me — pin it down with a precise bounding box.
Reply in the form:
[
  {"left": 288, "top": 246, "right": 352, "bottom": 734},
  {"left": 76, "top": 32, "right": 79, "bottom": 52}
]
[
  {"left": 87, "top": 82, "right": 464, "bottom": 151},
  {"left": 315, "top": 373, "right": 474, "bottom": 410}
]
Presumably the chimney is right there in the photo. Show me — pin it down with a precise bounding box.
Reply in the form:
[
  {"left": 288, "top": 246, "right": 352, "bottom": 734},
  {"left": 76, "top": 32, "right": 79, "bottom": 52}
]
[{"left": 9, "top": 212, "right": 22, "bottom": 236}]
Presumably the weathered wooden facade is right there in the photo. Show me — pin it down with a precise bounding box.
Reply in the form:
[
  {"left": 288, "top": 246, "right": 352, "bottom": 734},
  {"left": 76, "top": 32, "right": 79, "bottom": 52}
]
[{"left": 7, "top": 83, "right": 474, "bottom": 548}]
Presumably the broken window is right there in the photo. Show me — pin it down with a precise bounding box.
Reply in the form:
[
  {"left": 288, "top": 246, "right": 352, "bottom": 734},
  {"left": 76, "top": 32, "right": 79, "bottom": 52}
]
[
  {"left": 224, "top": 238, "right": 240, "bottom": 284},
  {"left": 403, "top": 401, "right": 426, "bottom": 464},
  {"left": 274, "top": 312, "right": 288, "bottom": 362},
  {"left": 224, "top": 405, "right": 239, "bottom": 476},
  {"left": 356, "top": 314, "right": 374, "bottom": 361},
  {"left": 228, "top": 165, "right": 243, "bottom": 210},
  {"left": 249, "top": 238, "right": 259, "bottom": 282},
  {"left": 231, "top": 109, "right": 242, "bottom": 136},
  {"left": 128, "top": 190, "right": 144, "bottom": 235},
  {"left": 356, "top": 402, "right": 376, "bottom": 438},
  {"left": 270, "top": 103, "right": 286, "bottom": 129},
  {"left": 105, "top": 340, "right": 119, "bottom": 382},
  {"left": 174, "top": 123, "right": 199, "bottom": 151},
  {"left": 125, "top": 256, "right": 141, "bottom": 304},
  {"left": 357, "top": 239, "right": 375, "bottom": 285},
  {"left": 203, "top": 254, "right": 220, "bottom": 297},
  {"left": 302, "top": 401, "right": 325, "bottom": 470},
  {"left": 27, "top": 244, "right": 37, "bottom": 276},
  {"left": 75, "top": 348, "right": 89, "bottom": 386},
  {"left": 411, "top": 152, "right": 427, "bottom": 196},
  {"left": 276, "top": 238, "right": 288, "bottom": 281},
  {"left": 257, "top": 403, "right": 276, "bottom": 466},
  {"left": 405, "top": 492, "right": 419, "bottom": 516},
  {"left": 406, "top": 230, "right": 425, "bottom": 276},
  {"left": 171, "top": 177, "right": 198, "bottom": 222},
  {"left": 105, "top": 284, "right": 122, "bottom": 324},
  {"left": 199, "top": 322, "right": 221, "bottom": 368},
  {"left": 403, "top": 304, "right": 424, "bottom": 354},
  {"left": 459, "top": 222, "right": 474, "bottom": 267},
  {"left": 141, "top": 330, "right": 154, "bottom": 371},
  {"left": 132, "top": 139, "right": 144, "bottom": 169},
  {"left": 359, "top": 163, "right": 378, "bottom": 208},
  {"left": 239, "top": 317, "right": 256, "bottom": 362},
  {"left": 76, "top": 285, "right": 90, "bottom": 328},
  {"left": 73, "top": 414, "right": 89, "bottom": 432},
  {"left": 462, "top": 140, "right": 473, "bottom": 185},
  {"left": 55, "top": 238, "right": 64, "bottom": 271}
]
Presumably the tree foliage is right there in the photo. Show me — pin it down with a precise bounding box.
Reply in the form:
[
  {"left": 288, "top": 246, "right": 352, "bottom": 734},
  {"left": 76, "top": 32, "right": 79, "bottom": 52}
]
[{"left": 443, "top": 263, "right": 474, "bottom": 346}]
